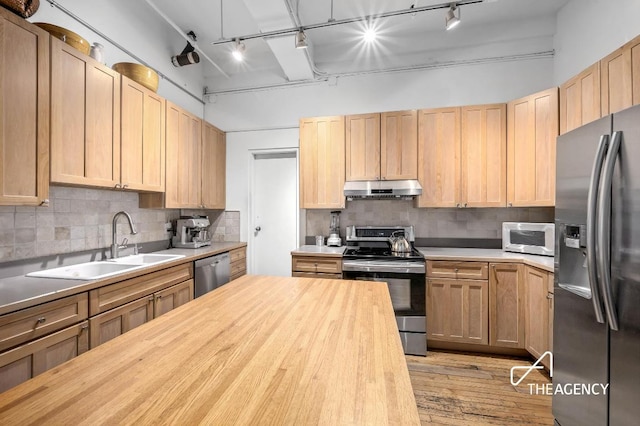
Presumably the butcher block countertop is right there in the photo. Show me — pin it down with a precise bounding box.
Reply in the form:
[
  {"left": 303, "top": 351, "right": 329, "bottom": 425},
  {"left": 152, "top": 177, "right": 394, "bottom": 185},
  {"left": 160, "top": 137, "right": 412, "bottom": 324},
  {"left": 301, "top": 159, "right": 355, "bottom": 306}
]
[{"left": 0, "top": 275, "right": 420, "bottom": 425}]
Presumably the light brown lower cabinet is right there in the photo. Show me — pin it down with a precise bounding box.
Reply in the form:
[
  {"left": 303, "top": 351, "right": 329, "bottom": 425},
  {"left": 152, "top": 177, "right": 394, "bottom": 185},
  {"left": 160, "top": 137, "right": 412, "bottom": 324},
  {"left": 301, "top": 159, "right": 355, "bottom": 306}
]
[
  {"left": 230, "top": 246, "right": 247, "bottom": 281},
  {"left": 489, "top": 263, "right": 525, "bottom": 348},
  {"left": 89, "top": 296, "right": 153, "bottom": 348},
  {"left": 427, "top": 278, "right": 489, "bottom": 345},
  {"left": 0, "top": 321, "right": 89, "bottom": 393},
  {"left": 154, "top": 279, "right": 193, "bottom": 317},
  {"left": 90, "top": 279, "right": 193, "bottom": 349},
  {"left": 525, "top": 267, "right": 554, "bottom": 369},
  {"left": 291, "top": 255, "right": 342, "bottom": 279}
]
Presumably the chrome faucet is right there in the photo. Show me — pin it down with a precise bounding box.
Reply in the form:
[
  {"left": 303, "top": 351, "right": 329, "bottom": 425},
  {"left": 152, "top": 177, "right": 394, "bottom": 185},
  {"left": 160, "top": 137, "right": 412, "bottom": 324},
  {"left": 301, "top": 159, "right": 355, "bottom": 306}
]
[{"left": 111, "top": 211, "right": 137, "bottom": 259}]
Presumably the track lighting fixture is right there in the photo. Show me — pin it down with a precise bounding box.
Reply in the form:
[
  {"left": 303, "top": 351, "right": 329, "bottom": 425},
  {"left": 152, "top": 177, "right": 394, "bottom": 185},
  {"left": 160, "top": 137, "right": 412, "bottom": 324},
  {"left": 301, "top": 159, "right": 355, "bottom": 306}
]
[
  {"left": 445, "top": 3, "right": 461, "bottom": 30},
  {"left": 232, "top": 39, "right": 245, "bottom": 62},
  {"left": 171, "top": 31, "right": 200, "bottom": 67},
  {"left": 295, "top": 30, "right": 308, "bottom": 49}
]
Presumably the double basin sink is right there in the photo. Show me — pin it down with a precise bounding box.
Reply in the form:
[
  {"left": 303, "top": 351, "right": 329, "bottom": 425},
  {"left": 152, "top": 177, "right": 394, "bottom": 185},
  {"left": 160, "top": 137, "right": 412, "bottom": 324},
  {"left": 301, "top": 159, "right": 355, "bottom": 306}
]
[{"left": 26, "top": 254, "right": 185, "bottom": 281}]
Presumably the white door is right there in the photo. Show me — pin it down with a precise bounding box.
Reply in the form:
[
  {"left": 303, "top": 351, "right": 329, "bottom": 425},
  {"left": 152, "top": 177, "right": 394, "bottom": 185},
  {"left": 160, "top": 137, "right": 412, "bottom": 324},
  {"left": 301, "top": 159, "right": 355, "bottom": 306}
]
[{"left": 250, "top": 151, "right": 298, "bottom": 276}]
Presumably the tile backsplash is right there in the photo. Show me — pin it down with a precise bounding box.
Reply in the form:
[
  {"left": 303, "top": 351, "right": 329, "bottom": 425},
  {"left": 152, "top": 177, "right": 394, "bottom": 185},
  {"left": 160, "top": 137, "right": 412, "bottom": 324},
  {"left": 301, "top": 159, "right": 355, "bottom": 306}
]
[
  {"left": 0, "top": 186, "right": 240, "bottom": 263},
  {"left": 306, "top": 199, "right": 554, "bottom": 240}
]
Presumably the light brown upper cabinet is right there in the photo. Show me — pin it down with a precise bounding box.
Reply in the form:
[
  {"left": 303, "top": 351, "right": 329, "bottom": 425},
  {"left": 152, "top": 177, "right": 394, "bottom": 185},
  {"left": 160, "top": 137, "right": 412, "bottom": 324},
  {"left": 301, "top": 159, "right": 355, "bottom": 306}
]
[
  {"left": 140, "top": 102, "right": 202, "bottom": 209},
  {"left": 201, "top": 121, "right": 226, "bottom": 209},
  {"left": 345, "top": 111, "right": 417, "bottom": 181},
  {"left": 601, "top": 34, "right": 640, "bottom": 116},
  {"left": 345, "top": 113, "right": 380, "bottom": 181},
  {"left": 460, "top": 104, "right": 507, "bottom": 207},
  {"left": 380, "top": 110, "right": 418, "bottom": 180},
  {"left": 417, "top": 107, "right": 461, "bottom": 208},
  {"left": 120, "top": 75, "right": 165, "bottom": 192},
  {"left": 559, "top": 62, "right": 601, "bottom": 135},
  {"left": 299, "top": 116, "right": 345, "bottom": 209},
  {"left": 50, "top": 37, "right": 121, "bottom": 189},
  {"left": 0, "top": 9, "right": 49, "bottom": 206},
  {"left": 507, "top": 88, "right": 558, "bottom": 207}
]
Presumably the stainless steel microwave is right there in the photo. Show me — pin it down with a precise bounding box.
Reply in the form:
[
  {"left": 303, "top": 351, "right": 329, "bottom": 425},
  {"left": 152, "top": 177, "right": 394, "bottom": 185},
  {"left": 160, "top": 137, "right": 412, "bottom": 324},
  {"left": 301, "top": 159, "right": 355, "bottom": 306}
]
[{"left": 502, "top": 222, "right": 555, "bottom": 257}]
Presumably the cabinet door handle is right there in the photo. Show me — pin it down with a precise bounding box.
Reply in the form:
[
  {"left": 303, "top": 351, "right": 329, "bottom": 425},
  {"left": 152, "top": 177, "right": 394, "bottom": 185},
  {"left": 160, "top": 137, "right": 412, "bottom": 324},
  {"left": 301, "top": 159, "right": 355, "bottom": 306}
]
[
  {"left": 508, "top": 202, "right": 513, "bottom": 207},
  {"left": 80, "top": 324, "right": 89, "bottom": 331},
  {"left": 122, "top": 184, "right": 129, "bottom": 190},
  {"left": 464, "top": 203, "right": 468, "bottom": 208},
  {"left": 115, "top": 183, "right": 121, "bottom": 189},
  {"left": 40, "top": 199, "right": 50, "bottom": 206},
  {"left": 456, "top": 203, "right": 461, "bottom": 208}
]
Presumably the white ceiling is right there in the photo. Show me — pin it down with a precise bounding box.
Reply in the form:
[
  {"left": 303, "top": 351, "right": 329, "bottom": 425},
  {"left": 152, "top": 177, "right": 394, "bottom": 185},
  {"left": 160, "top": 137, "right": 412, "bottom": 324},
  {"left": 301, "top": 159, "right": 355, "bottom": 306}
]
[{"left": 128, "top": 0, "right": 570, "bottom": 93}]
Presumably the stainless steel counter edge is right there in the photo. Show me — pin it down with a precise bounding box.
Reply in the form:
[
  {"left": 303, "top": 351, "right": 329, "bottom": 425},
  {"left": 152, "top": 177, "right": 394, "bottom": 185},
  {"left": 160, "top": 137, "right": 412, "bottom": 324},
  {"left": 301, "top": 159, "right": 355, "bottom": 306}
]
[{"left": 0, "top": 242, "right": 247, "bottom": 316}]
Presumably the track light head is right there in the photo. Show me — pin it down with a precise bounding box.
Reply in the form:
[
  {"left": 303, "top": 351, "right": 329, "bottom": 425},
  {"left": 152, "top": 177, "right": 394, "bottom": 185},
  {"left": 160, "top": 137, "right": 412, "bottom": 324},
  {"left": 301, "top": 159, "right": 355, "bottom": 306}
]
[
  {"left": 295, "top": 30, "right": 308, "bottom": 49},
  {"left": 445, "top": 3, "right": 461, "bottom": 30},
  {"left": 172, "top": 41, "right": 200, "bottom": 67},
  {"left": 232, "top": 39, "right": 245, "bottom": 61}
]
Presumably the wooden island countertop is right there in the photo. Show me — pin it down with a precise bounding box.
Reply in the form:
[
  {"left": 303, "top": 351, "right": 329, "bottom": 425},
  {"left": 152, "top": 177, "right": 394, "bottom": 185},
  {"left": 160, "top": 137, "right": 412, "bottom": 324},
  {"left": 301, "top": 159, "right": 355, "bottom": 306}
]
[{"left": 0, "top": 275, "right": 420, "bottom": 425}]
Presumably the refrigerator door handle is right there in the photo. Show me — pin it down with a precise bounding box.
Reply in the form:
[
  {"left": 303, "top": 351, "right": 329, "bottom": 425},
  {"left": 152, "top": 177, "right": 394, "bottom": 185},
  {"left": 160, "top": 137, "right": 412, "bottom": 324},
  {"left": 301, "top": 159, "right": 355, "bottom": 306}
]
[
  {"left": 586, "top": 134, "right": 609, "bottom": 324},
  {"left": 597, "top": 130, "right": 621, "bottom": 331}
]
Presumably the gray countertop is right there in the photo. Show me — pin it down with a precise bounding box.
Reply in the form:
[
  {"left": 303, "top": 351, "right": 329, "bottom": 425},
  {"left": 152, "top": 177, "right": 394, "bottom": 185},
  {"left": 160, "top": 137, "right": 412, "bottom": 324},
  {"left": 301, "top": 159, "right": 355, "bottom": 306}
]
[
  {"left": 0, "top": 242, "right": 247, "bottom": 316},
  {"left": 291, "top": 245, "right": 554, "bottom": 272},
  {"left": 416, "top": 247, "right": 555, "bottom": 272},
  {"left": 291, "top": 245, "right": 346, "bottom": 257}
]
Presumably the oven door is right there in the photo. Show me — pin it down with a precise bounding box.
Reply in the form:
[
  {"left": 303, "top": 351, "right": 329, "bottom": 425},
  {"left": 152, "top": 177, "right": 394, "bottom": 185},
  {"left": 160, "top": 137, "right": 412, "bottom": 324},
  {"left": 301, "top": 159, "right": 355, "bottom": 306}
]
[{"left": 343, "top": 269, "right": 426, "bottom": 355}]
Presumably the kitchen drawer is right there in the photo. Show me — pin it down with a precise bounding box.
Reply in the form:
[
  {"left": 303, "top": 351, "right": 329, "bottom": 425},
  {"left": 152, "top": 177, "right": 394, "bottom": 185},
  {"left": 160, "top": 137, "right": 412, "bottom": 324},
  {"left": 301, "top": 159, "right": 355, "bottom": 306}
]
[
  {"left": 292, "top": 256, "right": 342, "bottom": 274},
  {"left": 0, "top": 321, "right": 89, "bottom": 393},
  {"left": 89, "top": 263, "right": 193, "bottom": 316},
  {"left": 231, "top": 260, "right": 246, "bottom": 277},
  {"left": 292, "top": 272, "right": 342, "bottom": 280},
  {"left": 427, "top": 261, "right": 488, "bottom": 280},
  {"left": 229, "top": 247, "right": 246, "bottom": 263},
  {"left": 0, "top": 293, "right": 88, "bottom": 352}
]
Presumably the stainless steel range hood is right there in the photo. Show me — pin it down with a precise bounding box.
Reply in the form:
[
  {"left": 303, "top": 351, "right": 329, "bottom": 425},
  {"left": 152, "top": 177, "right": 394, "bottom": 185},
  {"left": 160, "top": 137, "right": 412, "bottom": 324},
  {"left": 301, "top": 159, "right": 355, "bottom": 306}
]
[{"left": 344, "top": 180, "right": 422, "bottom": 200}]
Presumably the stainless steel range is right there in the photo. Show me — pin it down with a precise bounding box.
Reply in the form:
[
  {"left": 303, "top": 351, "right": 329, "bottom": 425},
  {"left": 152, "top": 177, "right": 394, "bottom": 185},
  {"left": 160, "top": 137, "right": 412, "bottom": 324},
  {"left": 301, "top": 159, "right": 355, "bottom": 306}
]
[{"left": 342, "top": 225, "right": 426, "bottom": 356}]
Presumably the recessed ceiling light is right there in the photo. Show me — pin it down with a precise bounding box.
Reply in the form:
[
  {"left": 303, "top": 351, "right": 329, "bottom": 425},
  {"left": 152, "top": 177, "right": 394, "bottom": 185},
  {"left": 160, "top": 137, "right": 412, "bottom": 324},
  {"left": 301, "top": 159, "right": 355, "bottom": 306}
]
[
  {"left": 363, "top": 27, "right": 377, "bottom": 43},
  {"left": 445, "top": 4, "right": 461, "bottom": 30},
  {"left": 232, "top": 39, "right": 245, "bottom": 61}
]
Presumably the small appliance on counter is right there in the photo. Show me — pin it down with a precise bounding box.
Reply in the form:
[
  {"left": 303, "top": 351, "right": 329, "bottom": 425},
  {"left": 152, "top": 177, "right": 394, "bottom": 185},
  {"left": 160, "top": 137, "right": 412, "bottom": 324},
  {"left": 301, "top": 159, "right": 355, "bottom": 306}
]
[
  {"left": 327, "top": 210, "right": 342, "bottom": 247},
  {"left": 172, "top": 216, "right": 211, "bottom": 248},
  {"left": 502, "top": 222, "right": 555, "bottom": 256}
]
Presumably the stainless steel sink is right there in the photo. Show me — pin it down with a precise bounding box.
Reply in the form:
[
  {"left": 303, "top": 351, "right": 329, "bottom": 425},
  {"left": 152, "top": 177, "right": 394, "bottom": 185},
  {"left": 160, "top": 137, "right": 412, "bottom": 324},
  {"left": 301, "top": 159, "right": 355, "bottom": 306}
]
[
  {"left": 26, "top": 262, "right": 144, "bottom": 280},
  {"left": 108, "top": 253, "right": 185, "bottom": 265}
]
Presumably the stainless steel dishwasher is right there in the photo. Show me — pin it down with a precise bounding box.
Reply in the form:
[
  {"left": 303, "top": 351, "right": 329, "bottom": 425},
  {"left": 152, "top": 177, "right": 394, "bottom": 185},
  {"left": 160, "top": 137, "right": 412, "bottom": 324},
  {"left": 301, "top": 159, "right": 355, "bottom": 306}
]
[{"left": 194, "top": 253, "right": 231, "bottom": 298}]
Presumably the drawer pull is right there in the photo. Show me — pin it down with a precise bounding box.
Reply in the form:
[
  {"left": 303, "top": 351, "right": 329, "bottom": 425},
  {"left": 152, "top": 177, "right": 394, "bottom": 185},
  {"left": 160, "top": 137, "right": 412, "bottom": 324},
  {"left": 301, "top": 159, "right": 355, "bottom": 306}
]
[{"left": 36, "top": 317, "right": 46, "bottom": 324}]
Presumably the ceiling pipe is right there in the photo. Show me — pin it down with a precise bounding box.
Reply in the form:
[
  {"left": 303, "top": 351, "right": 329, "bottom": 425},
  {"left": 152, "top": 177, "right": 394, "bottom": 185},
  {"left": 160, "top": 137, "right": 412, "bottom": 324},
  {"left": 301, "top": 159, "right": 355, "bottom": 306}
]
[
  {"left": 143, "top": 0, "right": 229, "bottom": 78},
  {"left": 204, "top": 50, "right": 554, "bottom": 96},
  {"left": 211, "top": 0, "right": 484, "bottom": 46}
]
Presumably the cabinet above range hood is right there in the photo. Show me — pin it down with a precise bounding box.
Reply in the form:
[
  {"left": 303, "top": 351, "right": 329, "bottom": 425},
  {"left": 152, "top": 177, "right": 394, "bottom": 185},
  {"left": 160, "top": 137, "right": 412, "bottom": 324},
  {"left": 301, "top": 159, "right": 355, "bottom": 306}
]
[{"left": 344, "top": 180, "right": 422, "bottom": 200}]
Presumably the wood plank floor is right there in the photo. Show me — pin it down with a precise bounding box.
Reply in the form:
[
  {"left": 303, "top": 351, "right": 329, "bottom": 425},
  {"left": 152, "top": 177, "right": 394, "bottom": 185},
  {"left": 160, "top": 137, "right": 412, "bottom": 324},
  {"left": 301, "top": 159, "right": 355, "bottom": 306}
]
[{"left": 407, "top": 351, "right": 553, "bottom": 425}]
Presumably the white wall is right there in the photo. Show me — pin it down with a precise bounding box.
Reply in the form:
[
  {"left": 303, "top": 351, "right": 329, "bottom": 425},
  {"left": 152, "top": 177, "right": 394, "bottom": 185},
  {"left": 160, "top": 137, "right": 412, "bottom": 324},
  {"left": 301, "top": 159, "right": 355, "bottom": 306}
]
[
  {"left": 554, "top": 0, "right": 640, "bottom": 85},
  {"left": 206, "top": 57, "right": 554, "bottom": 132},
  {"left": 225, "top": 128, "right": 300, "bottom": 246},
  {"left": 29, "top": 0, "right": 205, "bottom": 116}
]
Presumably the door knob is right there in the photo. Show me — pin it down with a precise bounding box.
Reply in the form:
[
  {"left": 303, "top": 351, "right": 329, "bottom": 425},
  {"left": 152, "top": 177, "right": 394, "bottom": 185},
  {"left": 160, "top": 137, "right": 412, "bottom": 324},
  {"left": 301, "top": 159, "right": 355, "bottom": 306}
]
[{"left": 255, "top": 226, "right": 261, "bottom": 232}]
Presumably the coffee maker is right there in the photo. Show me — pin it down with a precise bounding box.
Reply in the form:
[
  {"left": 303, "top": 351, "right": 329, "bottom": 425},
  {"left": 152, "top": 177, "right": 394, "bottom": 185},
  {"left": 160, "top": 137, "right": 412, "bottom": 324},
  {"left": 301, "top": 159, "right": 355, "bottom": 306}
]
[{"left": 172, "top": 217, "right": 212, "bottom": 248}]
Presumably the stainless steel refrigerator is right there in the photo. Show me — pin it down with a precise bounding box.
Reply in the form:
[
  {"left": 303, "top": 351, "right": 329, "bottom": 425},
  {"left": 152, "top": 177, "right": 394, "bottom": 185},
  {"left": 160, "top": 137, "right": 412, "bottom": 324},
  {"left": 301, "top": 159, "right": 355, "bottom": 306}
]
[{"left": 554, "top": 104, "right": 640, "bottom": 426}]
